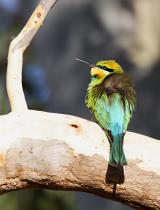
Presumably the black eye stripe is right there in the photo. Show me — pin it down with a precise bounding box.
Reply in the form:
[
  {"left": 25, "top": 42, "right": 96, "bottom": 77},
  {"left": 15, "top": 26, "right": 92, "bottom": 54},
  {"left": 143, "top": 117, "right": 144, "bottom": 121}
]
[{"left": 96, "top": 65, "right": 113, "bottom": 72}]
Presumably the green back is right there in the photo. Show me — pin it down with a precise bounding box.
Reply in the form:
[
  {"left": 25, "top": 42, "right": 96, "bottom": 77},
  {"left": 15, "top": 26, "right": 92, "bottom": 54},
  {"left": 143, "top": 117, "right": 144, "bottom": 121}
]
[{"left": 92, "top": 92, "right": 133, "bottom": 135}]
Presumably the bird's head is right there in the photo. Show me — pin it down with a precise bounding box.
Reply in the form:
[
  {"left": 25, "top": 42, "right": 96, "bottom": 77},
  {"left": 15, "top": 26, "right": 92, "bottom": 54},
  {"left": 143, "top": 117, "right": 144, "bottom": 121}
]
[
  {"left": 91, "top": 60, "right": 123, "bottom": 80},
  {"left": 75, "top": 58, "right": 123, "bottom": 82}
]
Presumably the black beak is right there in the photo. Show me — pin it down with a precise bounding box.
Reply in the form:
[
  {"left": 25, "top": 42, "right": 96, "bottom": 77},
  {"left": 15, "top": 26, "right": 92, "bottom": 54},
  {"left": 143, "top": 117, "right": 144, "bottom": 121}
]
[{"left": 74, "top": 58, "right": 94, "bottom": 68}]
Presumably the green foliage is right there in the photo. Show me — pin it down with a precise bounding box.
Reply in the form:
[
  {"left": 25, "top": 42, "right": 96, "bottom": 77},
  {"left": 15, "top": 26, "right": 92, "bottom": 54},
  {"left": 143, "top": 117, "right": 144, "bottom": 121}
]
[{"left": 0, "top": 190, "right": 75, "bottom": 210}]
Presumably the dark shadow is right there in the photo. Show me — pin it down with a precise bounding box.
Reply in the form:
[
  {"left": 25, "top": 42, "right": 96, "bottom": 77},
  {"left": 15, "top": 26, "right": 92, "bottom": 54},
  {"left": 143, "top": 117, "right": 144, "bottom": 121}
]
[{"left": 105, "top": 164, "right": 124, "bottom": 185}]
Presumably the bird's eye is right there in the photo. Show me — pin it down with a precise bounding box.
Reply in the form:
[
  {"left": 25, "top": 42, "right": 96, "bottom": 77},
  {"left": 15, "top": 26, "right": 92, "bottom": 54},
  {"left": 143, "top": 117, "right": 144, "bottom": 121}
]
[
  {"left": 97, "top": 65, "right": 113, "bottom": 72},
  {"left": 101, "top": 66, "right": 108, "bottom": 71}
]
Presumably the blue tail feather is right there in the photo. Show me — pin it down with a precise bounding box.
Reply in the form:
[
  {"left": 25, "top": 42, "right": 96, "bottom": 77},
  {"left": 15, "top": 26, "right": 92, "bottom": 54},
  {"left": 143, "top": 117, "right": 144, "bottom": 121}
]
[{"left": 109, "top": 133, "right": 127, "bottom": 166}]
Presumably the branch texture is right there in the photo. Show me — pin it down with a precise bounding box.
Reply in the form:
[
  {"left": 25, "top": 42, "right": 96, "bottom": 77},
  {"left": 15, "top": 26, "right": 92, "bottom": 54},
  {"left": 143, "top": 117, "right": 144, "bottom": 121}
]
[
  {"left": 6, "top": 0, "right": 57, "bottom": 111},
  {"left": 0, "top": 111, "right": 159, "bottom": 209},
  {"left": 2, "top": 0, "right": 160, "bottom": 209}
]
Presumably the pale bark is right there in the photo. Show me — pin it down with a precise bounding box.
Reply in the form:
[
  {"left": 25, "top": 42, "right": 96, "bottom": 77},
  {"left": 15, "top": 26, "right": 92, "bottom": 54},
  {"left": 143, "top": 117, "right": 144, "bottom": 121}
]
[
  {"left": 1, "top": 0, "right": 160, "bottom": 209},
  {"left": 7, "top": 0, "right": 57, "bottom": 111}
]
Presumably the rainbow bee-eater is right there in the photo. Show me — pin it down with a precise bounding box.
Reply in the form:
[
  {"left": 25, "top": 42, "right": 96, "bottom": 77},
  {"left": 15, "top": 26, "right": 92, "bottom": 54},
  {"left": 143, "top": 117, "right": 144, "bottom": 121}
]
[{"left": 76, "top": 59, "right": 136, "bottom": 166}]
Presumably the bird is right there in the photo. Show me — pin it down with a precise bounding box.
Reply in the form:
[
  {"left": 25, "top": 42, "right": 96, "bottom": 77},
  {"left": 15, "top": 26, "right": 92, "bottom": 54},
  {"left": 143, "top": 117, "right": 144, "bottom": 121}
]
[{"left": 75, "top": 58, "right": 136, "bottom": 167}]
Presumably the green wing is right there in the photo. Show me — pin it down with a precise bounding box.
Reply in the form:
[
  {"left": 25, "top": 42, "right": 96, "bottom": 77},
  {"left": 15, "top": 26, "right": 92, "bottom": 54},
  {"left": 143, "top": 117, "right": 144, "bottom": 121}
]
[
  {"left": 92, "top": 92, "right": 134, "bottom": 134},
  {"left": 123, "top": 99, "right": 134, "bottom": 131},
  {"left": 93, "top": 93, "right": 111, "bottom": 130}
]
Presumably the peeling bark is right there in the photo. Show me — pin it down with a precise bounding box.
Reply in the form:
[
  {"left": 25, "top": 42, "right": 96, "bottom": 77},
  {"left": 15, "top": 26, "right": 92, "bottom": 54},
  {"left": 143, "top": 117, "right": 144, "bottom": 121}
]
[
  {"left": 0, "top": 111, "right": 159, "bottom": 209},
  {"left": 1, "top": 0, "right": 160, "bottom": 209}
]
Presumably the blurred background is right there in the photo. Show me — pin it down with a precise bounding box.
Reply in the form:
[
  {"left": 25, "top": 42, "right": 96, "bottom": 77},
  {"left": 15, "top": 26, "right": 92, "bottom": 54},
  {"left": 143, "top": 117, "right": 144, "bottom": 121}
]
[{"left": 0, "top": 0, "right": 160, "bottom": 209}]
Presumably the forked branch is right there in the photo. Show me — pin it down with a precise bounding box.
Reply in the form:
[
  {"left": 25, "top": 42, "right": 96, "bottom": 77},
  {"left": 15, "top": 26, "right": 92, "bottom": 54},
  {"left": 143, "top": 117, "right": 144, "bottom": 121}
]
[{"left": 1, "top": 0, "right": 160, "bottom": 209}]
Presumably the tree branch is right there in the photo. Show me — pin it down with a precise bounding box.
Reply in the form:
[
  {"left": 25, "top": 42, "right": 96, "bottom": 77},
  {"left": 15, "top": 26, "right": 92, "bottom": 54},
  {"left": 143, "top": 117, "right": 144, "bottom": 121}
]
[
  {"left": 6, "top": 0, "right": 57, "bottom": 112},
  {"left": 0, "top": 111, "right": 159, "bottom": 209},
  {"left": 2, "top": 0, "right": 160, "bottom": 209}
]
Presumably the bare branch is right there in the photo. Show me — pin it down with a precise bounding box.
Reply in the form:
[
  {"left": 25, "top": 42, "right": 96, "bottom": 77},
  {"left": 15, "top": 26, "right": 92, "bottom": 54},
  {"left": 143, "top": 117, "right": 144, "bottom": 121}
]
[
  {"left": 3, "top": 0, "right": 160, "bottom": 209},
  {"left": 6, "top": 0, "right": 57, "bottom": 112},
  {"left": 0, "top": 111, "right": 159, "bottom": 209}
]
